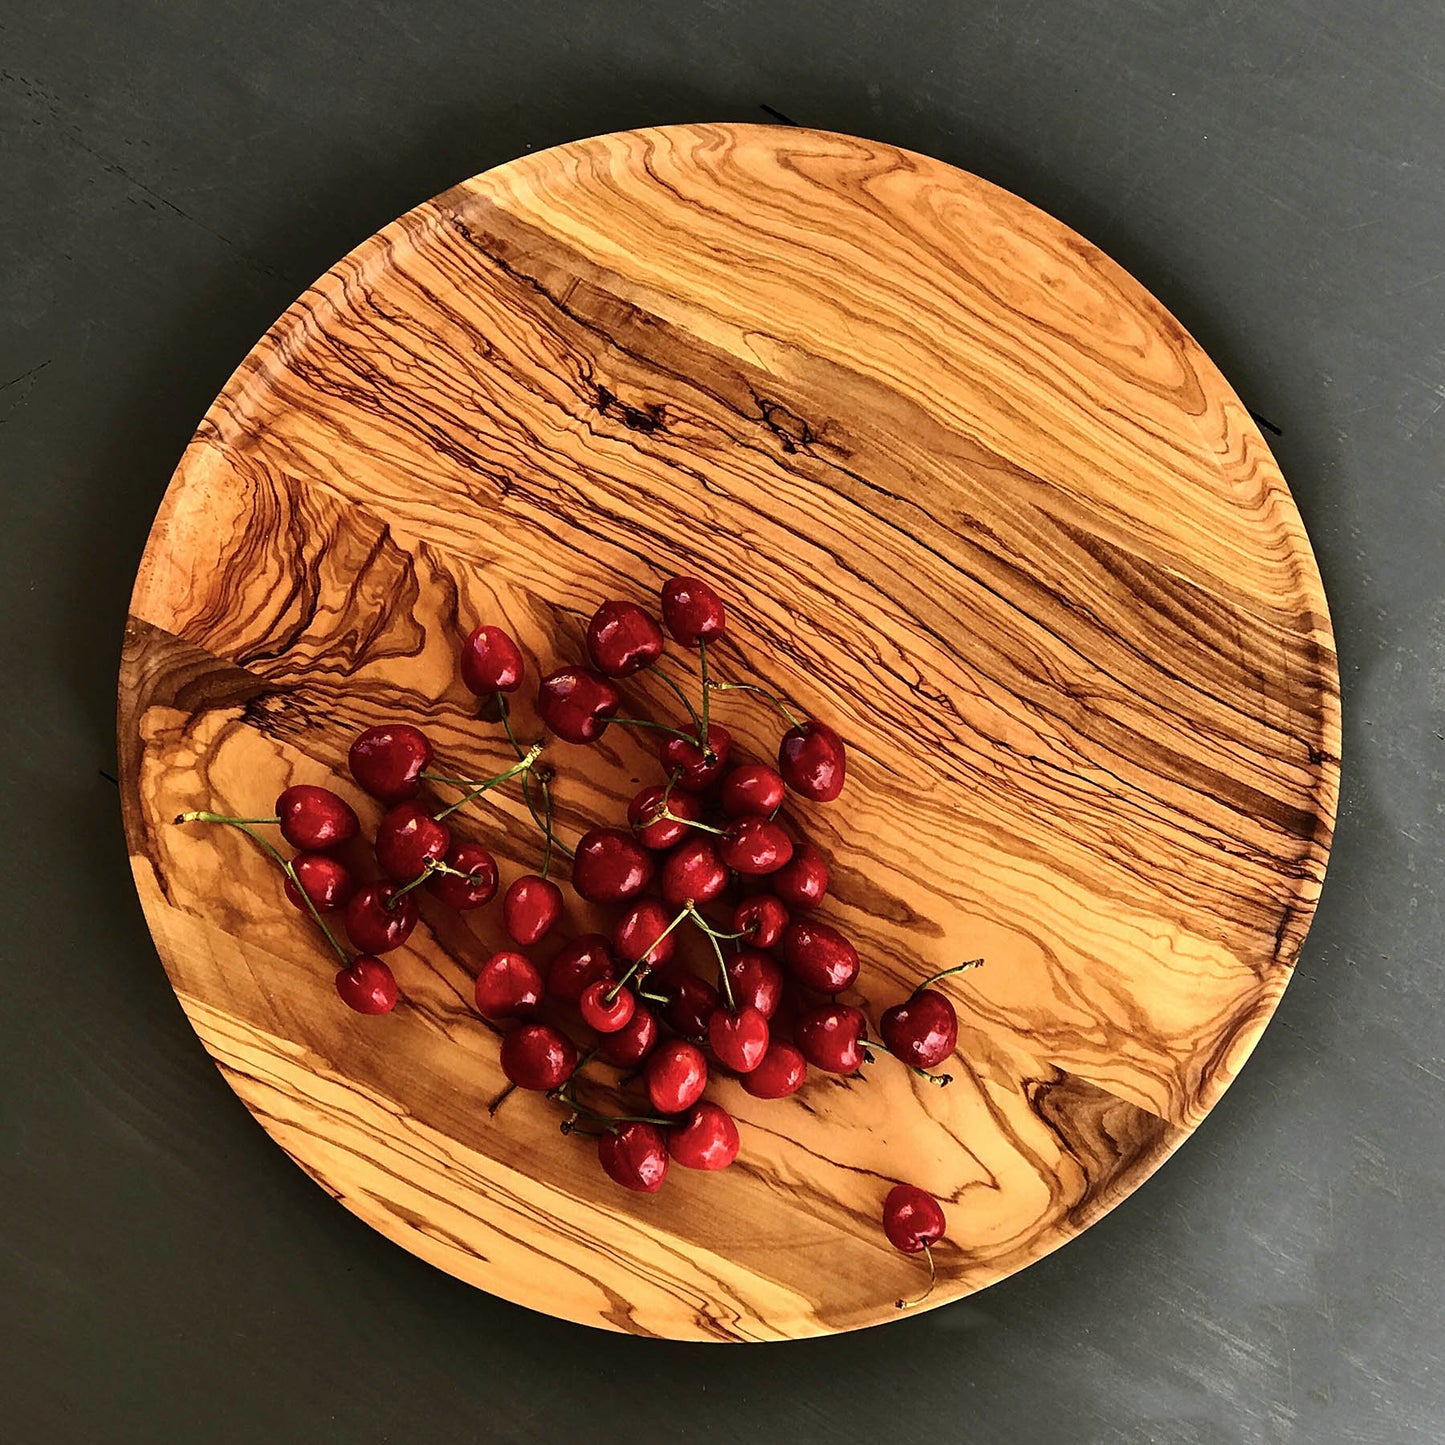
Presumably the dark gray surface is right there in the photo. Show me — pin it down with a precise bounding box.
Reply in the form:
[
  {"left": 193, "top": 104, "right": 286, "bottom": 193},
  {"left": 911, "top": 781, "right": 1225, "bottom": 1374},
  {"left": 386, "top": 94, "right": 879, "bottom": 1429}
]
[{"left": 3, "top": 2, "right": 1442, "bottom": 1441}]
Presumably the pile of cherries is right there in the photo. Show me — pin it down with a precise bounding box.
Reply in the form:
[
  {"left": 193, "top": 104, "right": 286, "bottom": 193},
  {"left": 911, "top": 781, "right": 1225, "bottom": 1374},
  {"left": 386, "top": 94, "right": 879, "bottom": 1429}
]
[{"left": 176, "top": 575, "right": 979, "bottom": 1306}]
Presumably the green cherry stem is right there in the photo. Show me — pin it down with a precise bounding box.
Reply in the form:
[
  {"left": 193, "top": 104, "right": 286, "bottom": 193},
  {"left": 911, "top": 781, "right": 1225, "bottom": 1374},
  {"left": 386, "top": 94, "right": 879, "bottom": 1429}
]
[
  {"left": 604, "top": 907, "right": 693, "bottom": 1003},
  {"left": 698, "top": 637, "right": 712, "bottom": 741},
  {"left": 648, "top": 664, "right": 703, "bottom": 732},
  {"left": 896, "top": 1244, "right": 937, "bottom": 1309},
  {"left": 705, "top": 679, "right": 802, "bottom": 729},
  {"left": 915, "top": 958, "right": 985, "bottom": 991},
  {"left": 539, "top": 776, "right": 556, "bottom": 879},
  {"left": 382, "top": 857, "right": 441, "bottom": 910},
  {"left": 688, "top": 904, "right": 736, "bottom": 1010},
  {"left": 607, "top": 716, "right": 698, "bottom": 744},
  {"left": 433, "top": 743, "right": 544, "bottom": 821}
]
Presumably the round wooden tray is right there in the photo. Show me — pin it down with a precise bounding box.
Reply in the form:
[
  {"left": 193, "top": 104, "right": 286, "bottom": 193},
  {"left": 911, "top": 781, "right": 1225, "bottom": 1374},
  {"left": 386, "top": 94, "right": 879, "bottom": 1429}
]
[{"left": 119, "top": 123, "right": 1340, "bottom": 1341}]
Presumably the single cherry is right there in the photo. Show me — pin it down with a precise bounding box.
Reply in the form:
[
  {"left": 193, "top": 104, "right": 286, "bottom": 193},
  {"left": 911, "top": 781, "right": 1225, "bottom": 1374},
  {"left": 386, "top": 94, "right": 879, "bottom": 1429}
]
[
  {"left": 349, "top": 723, "right": 432, "bottom": 803},
  {"left": 795, "top": 1003, "right": 869, "bottom": 1073},
  {"left": 599, "top": 1006, "right": 660, "bottom": 1067},
  {"left": 500, "top": 1022, "right": 578, "bottom": 1092},
  {"left": 343, "top": 881, "right": 419, "bottom": 954},
  {"left": 473, "top": 951, "right": 543, "bottom": 1020},
  {"left": 598, "top": 1122, "right": 669, "bottom": 1193},
  {"left": 667, "top": 1102, "right": 740, "bottom": 1171},
  {"left": 656, "top": 968, "right": 720, "bottom": 1037},
  {"left": 579, "top": 979, "right": 636, "bottom": 1034},
  {"left": 708, "top": 1006, "right": 770, "bottom": 1073},
  {"left": 772, "top": 842, "right": 828, "bottom": 910},
  {"left": 334, "top": 956, "right": 398, "bottom": 1015},
  {"left": 880, "top": 991, "right": 958, "bottom": 1070},
  {"left": 778, "top": 719, "right": 846, "bottom": 803},
  {"left": 719, "top": 816, "right": 794, "bottom": 875},
  {"left": 628, "top": 783, "right": 703, "bottom": 850},
  {"left": 741, "top": 1040, "right": 808, "bottom": 1099},
  {"left": 284, "top": 853, "right": 354, "bottom": 913},
  {"left": 645, "top": 1040, "right": 709, "bottom": 1114},
  {"left": 613, "top": 899, "right": 679, "bottom": 969},
  {"left": 572, "top": 828, "right": 655, "bottom": 903},
  {"left": 725, "top": 949, "right": 785, "bottom": 1019},
  {"left": 425, "top": 839, "right": 498, "bottom": 909},
  {"left": 375, "top": 800, "right": 450, "bottom": 883},
  {"left": 660, "top": 576, "right": 726, "bottom": 646},
  {"left": 586, "top": 600, "right": 665, "bottom": 677},
  {"left": 546, "top": 934, "right": 616, "bottom": 1004},
  {"left": 719, "top": 762, "right": 786, "bottom": 818},
  {"left": 657, "top": 723, "right": 731, "bottom": 791},
  {"left": 460, "top": 624, "right": 525, "bottom": 695},
  {"left": 883, "top": 1183, "right": 947, "bottom": 1308},
  {"left": 276, "top": 785, "right": 359, "bottom": 851},
  {"left": 782, "top": 920, "right": 860, "bottom": 994},
  {"left": 659, "top": 836, "right": 730, "bottom": 908},
  {"left": 503, "top": 874, "right": 563, "bottom": 945},
  {"left": 536, "top": 666, "right": 620, "bottom": 744},
  {"left": 732, "top": 894, "right": 789, "bottom": 949}
]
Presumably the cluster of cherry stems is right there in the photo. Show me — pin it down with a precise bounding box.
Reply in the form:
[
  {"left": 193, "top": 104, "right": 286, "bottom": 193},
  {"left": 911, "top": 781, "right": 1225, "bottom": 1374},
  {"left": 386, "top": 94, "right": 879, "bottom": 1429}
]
[{"left": 177, "top": 577, "right": 979, "bottom": 1306}]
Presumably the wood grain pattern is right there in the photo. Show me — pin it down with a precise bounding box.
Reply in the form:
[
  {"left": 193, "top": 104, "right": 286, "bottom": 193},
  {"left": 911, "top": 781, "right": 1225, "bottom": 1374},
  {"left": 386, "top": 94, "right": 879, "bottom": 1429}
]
[{"left": 118, "top": 124, "right": 1339, "bottom": 1340}]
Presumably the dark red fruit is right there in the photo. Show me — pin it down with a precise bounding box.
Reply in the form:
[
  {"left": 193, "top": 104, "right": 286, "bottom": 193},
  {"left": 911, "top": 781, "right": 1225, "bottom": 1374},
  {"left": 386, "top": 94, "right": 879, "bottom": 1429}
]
[
  {"left": 660, "top": 576, "right": 726, "bottom": 646},
  {"left": 667, "top": 1102, "right": 740, "bottom": 1171},
  {"left": 580, "top": 979, "right": 636, "bottom": 1034},
  {"left": 546, "top": 934, "right": 615, "bottom": 1004},
  {"left": 334, "top": 956, "right": 398, "bottom": 1015},
  {"left": 657, "top": 724, "right": 731, "bottom": 792},
  {"left": 461, "top": 624, "right": 525, "bottom": 695},
  {"left": 782, "top": 920, "right": 860, "bottom": 994},
  {"left": 586, "top": 600, "right": 664, "bottom": 678},
  {"left": 374, "top": 801, "right": 450, "bottom": 883},
  {"left": 708, "top": 1006, "right": 770, "bottom": 1073},
  {"left": 778, "top": 720, "right": 846, "bottom": 803},
  {"left": 348, "top": 723, "right": 432, "bottom": 804},
  {"left": 276, "top": 785, "right": 359, "bottom": 851},
  {"left": 719, "top": 816, "right": 794, "bottom": 875},
  {"left": 627, "top": 783, "right": 703, "bottom": 850},
  {"left": 741, "top": 1040, "right": 808, "bottom": 1099},
  {"left": 536, "top": 666, "right": 620, "bottom": 744},
  {"left": 656, "top": 969, "right": 720, "bottom": 1038},
  {"left": 659, "top": 837, "right": 729, "bottom": 908},
  {"left": 795, "top": 1003, "right": 869, "bottom": 1073},
  {"left": 500, "top": 1022, "right": 579, "bottom": 1092},
  {"left": 772, "top": 842, "right": 829, "bottom": 910},
  {"left": 473, "top": 950, "right": 543, "bottom": 1020},
  {"left": 598, "top": 1122, "right": 669, "bottom": 1193},
  {"left": 725, "top": 949, "right": 785, "bottom": 1019},
  {"left": 719, "top": 762, "right": 786, "bottom": 818},
  {"left": 880, "top": 990, "right": 958, "bottom": 1070},
  {"left": 732, "top": 894, "right": 788, "bottom": 948},
  {"left": 883, "top": 1184, "right": 946, "bottom": 1254},
  {"left": 598, "top": 1006, "right": 659, "bottom": 1067},
  {"left": 572, "top": 828, "right": 655, "bottom": 903},
  {"left": 613, "top": 899, "right": 679, "bottom": 969},
  {"left": 425, "top": 839, "right": 498, "bottom": 909},
  {"left": 645, "top": 1040, "right": 708, "bottom": 1114},
  {"left": 503, "top": 874, "right": 563, "bottom": 946},
  {"left": 343, "top": 881, "right": 419, "bottom": 954},
  {"left": 284, "top": 853, "right": 354, "bottom": 913}
]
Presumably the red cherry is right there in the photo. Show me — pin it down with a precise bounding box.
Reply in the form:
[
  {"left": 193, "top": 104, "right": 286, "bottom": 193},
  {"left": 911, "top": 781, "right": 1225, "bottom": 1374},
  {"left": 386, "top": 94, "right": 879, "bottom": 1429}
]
[
  {"left": 719, "top": 816, "right": 793, "bottom": 875},
  {"left": 741, "top": 1040, "right": 808, "bottom": 1098},
  {"left": 883, "top": 1183, "right": 946, "bottom": 1254},
  {"left": 572, "top": 828, "right": 655, "bottom": 903},
  {"left": 586, "top": 600, "right": 664, "bottom": 678},
  {"left": 374, "top": 801, "right": 450, "bottom": 883},
  {"left": 782, "top": 920, "right": 860, "bottom": 993},
  {"left": 660, "top": 576, "right": 726, "bottom": 646},
  {"left": 725, "top": 949, "right": 785, "bottom": 1018},
  {"left": 284, "top": 853, "right": 354, "bottom": 913},
  {"left": 660, "top": 837, "right": 729, "bottom": 908},
  {"left": 667, "top": 1102, "right": 740, "bottom": 1171},
  {"left": 613, "top": 899, "right": 679, "bottom": 969},
  {"left": 773, "top": 842, "right": 829, "bottom": 910},
  {"left": 503, "top": 874, "right": 563, "bottom": 945},
  {"left": 599, "top": 1006, "right": 660, "bottom": 1067},
  {"left": 795, "top": 1003, "right": 868, "bottom": 1073},
  {"left": 461, "top": 624, "right": 525, "bottom": 695},
  {"left": 474, "top": 951, "right": 543, "bottom": 1020},
  {"left": 580, "top": 979, "right": 636, "bottom": 1033},
  {"left": 778, "top": 720, "right": 846, "bottom": 803},
  {"left": 657, "top": 724, "right": 731, "bottom": 792},
  {"left": 598, "top": 1122, "right": 669, "bottom": 1193},
  {"left": 645, "top": 1040, "right": 708, "bottom": 1114},
  {"left": 656, "top": 968, "right": 720, "bottom": 1037},
  {"left": 343, "top": 881, "right": 418, "bottom": 954},
  {"left": 275, "top": 785, "right": 359, "bottom": 851},
  {"left": 348, "top": 723, "right": 432, "bottom": 804},
  {"left": 880, "top": 990, "right": 958, "bottom": 1070},
  {"left": 546, "top": 934, "right": 615, "bottom": 1003},
  {"left": 500, "top": 1022, "right": 578, "bottom": 1092},
  {"left": 708, "top": 1006, "right": 770, "bottom": 1073},
  {"left": 334, "top": 956, "right": 398, "bottom": 1014},
  {"left": 732, "top": 894, "right": 788, "bottom": 949},
  {"left": 536, "top": 667, "right": 620, "bottom": 744},
  {"left": 719, "top": 762, "right": 786, "bottom": 818},
  {"left": 425, "top": 839, "right": 498, "bottom": 909},
  {"left": 627, "top": 783, "right": 703, "bottom": 850}
]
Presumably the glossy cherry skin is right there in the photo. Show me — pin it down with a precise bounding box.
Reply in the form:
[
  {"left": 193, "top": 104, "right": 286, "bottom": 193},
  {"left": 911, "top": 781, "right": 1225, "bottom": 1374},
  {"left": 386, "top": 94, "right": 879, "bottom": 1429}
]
[
  {"left": 719, "top": 762, "right": 786, "bottom": 818},
  {"left": 741, "top": 1040, "right": 808, "bottom": 1099},
  {"left": 725, "top": 949, "right": 785, "bottom": 1019},
  {"left": 719, "top": 816, "right": 794, "bottom": 875},
  {"left": 500, "top": 1023, "right": 579, "bottom": 1092},
  {"left": 284, "top": 853, "right": 354, "bottom": 913},
  {"left": 782, "top": 920, "right": 860, "bottom": 994},
  {"left": 276, "top": 785, "right": 359, "bottom": 851},
  {"left": 778, "top": 720, "right": 846, "bottom": 803},
  {"left": 599, "top": 1006, "right": 660, "bottom": 1067},
  {"left": 613, "top": 899, "right": 678, "bottom": 969},
  {"left": 425, "top": 839, "right": 498, "bottom": 909},
  {"left": 503, "top": 874, "right": 563, "bottom": 946},
  {"left": 334, "top": 956, "right": 398, "bottom": 1015},
  {"left": 536, "top": 666, "right": 620, "bottom": 744},
  {"left": 645, "top": 1040, "right": 709, "bottom": 1114},
  {"left": 668, "top": 1102, "right": 740, "bottom": 1171},
  {"left": 656, "top": 969, "right": 720, "bottom": 1038},
  {"left": 795, "top": 1003, "right": 869, "bottom": 1073},
  {"left": 460, "top": 624, "right": 525, "bottom": 695},
  {"left": 343, "top": 881, "right": 419, "bottom": 955},
  {"left": 658, "top": 724, "right": 731, "bottom": 792},
  {"left": 732, "top": 895, "right": 788, "bottom": 949},
  {"left": 708, "top": 1006, "right": 770, "bottom": 1073},
  {"left": 473, "top": 951, "right": 543, "bottom": 1020},
  {"left": 627, "top": 783, "right": 703, "bottom": 850},
  {"left": 375, "top": 801, "right": 450, "bottom": 883},
  {"left": 579, "top": 979, "right": 636, "bottom": 1033},
  {"left": 546, "top": 934, "right": 615, "bottom": 1004},
  {"left": 348, "top": 723, "right": 432, "bottom": 804},
  {"left": 572, "top": 828, "right": 655, "bottom": 903},
  {"left": 660, "top": 837, "right": 730, "bottom": 908},
  {"left": 586, "top": 600, "right": 664, "bottom": 678},
  {"left": 772, "top": 843, "right": 828, "bottom": 910},
  {"left": 883, "top": 1184, "right": 946, "bottom": 1254},
  {"left": 660, "top": 576, "right": 726, "bottom": 646},
  {"left": 598, "top": 1122, "right": 669, "bottom": 1193},
  {"left": 880, "top": 989, "right": 958, "bottom": 1069}
]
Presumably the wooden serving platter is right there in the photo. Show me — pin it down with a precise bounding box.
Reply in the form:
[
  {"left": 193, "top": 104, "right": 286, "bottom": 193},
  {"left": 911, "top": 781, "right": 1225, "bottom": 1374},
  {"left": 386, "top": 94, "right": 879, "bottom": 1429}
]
[{"left": 118, "top": 123, "right": 1340, "bottom": 1341}]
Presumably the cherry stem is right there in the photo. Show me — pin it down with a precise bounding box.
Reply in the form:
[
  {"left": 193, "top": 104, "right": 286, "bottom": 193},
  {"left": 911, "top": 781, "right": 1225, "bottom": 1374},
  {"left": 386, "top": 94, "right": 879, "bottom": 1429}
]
[
  {"left": 432, "top": 743, "right": 544, "bottom": 821},
  {"left": 915, "top": 957, "right": 985, "bottom": 992},
  {"left": 487, "top": 1082, "right": 516, "bottom": 1117},
  {"left": 667, "top": 812, "right": 726, "bottom": 836},
  {"left": 637, "top": 990, "right": 669, "bottom": 1005},
  {"left": 689, "top": 904, "right": 736, "bottom": 1010},
  {"left": 705, "top": 678, "right": 802, "bottom": 729},
  {"left": 383, "top": 858, "right": 438, "bottom": 909},
  {"left": 604, "top": 908, "right": 692, "bottom": 1002},
  {"left": 649, "top": 664, "right": 703, "bottom": 732},
  {"left": 896, "top": 1244, "right": 937, "bottom": 1309},
  {"left": 539, "top": 776, "right": 556, "bottom": 879},
  {"left": 554, "top": 1093, "right": 674, "bottom": 1130},
  {"left": 608, "top": 716, "right": 698, "bottom": 744},
  {"left": 496, "top": 693, "right": 570, "bottom": 860},
  {"left": 699, "top": 638, "right": 712, "bottom": 742}
]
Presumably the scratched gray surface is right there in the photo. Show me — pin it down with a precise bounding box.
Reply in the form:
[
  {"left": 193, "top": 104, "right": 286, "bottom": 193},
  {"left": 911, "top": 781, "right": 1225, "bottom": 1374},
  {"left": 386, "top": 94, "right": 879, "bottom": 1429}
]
[{"left": 2, "top": 2, "right": 1443, "bottom": 1441}]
